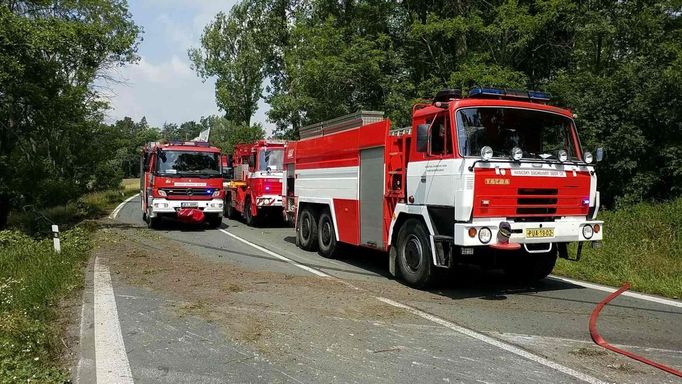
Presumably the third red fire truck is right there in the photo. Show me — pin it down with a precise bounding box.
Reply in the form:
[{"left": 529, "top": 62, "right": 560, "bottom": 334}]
[
  {"left": 224, "top": 140, "right": 286, "bottom": 226},
  {"left": 286, "top": 88, "right": 604, "bottom": 287}
]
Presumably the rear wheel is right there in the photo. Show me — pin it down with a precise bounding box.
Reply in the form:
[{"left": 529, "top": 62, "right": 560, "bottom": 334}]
[
  {"left": 318, "top": 210, "right": 340, "bottom": 258},
  {"left": 504, "top": 245, "right": 557, "bottom": 282},
  {"left": 397, "top": 218, "right": 433, "bottom": 288},
  {"left": 297, "top": 207, "right": 318, "bottom": 251}
]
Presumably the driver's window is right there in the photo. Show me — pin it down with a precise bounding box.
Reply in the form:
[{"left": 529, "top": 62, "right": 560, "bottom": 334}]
[{"left": 428, "top": 113, "right": 452, "bottom": 156}]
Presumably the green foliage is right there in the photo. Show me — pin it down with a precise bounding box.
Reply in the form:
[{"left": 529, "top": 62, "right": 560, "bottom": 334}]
[
  {"left": 0, "top": 227, "right": 93, "bottom": 383},
  {"left": 555, "top": 199, "right": 682, "bottom": 298},
  {"left": 194, "top": 0, "right": 682, "bottom": 204},
  {"left": 205, "top": 115, "right": 265, "bottom": 154},
  {"left": 0, "top": 1, "right": 141, "bottom": 227}
]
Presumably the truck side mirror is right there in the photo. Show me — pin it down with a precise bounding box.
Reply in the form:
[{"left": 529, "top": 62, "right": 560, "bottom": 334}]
[
  {"left": 416, "top": 124, "right": 429, "bottom": 152},
  {"left": 595, "top": 147, "right": 604, "bottom": 162}
]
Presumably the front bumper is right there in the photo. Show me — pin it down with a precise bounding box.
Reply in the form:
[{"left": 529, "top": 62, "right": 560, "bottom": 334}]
[
  {"left": 149, "top": 198, "right": 224, "bottom": 216},
  {"left": 255, "top": 194, "right": 282, "bottom": 207},
  {"left": 454, "top": 217, "right": 603, "bottom": 247}
]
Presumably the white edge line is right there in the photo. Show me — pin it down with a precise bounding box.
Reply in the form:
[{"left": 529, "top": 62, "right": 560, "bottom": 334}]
[
  {"left": 94, "top": 257, "right": 134, "bottom": 384},
  {"left": 549, "top": 275, "right": 682, "bottom": 309},
  {"left": 218, "top": 229, "right": 330, "bottom": 277},
  {"left": 109, "top": 193, "right": 140, "bottom": 219},
  {"left": 75, "top": 281, "right": 87, "bottom": 383},
  {"left": 376, "top": 297, "right": 606, "bottom": 384},
  {"left": 218, "top": 228, "right": 604, "bottom": 384}
]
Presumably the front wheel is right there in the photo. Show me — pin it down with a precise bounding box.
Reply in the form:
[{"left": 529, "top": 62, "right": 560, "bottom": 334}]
[
  {"left": 207, "top": 215, "right": 222, "bottom": 229},
  {"left": 396, "top": 218, "right": 433, "bottom": 288},
  {"left": 225, "top": 193, "right": 238, "bottom": 219},
  {"left": 146, "top": 208, "right": 161, "bottom": 230},
  {"left": 297, "top": 207, "right": 318, "bottom": 251},
  {"left": 504, "top": 245, "right": 557, "bottom": 282},
  {"left": 244, "top": 198, "right": 258, "bottom": 227}
]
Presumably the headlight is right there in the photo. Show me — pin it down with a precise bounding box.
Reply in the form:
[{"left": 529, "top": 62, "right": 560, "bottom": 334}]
[
  {"left": 558, "top": 149, "right": 568, "bottom": 162},
  {"left": 478, "top": 227, "right": 492, "bottom": 244},
  {"left": 582, "top": 224, "right": 594, "bottom": 239},
  {"left": 511, "top": 147, "right": 523, "bottom": 161},
  {"left": 584, "top": 152, "right": 593, "bottom": 164},
  {"left": 157, "top": 190, "right": 167, "bottom": 197},
  {"left": 212, "top": 190, "right": 221, "bottom": 197},
  {"left": 481, "top": 146, "right": 493, "bottom": 161}
]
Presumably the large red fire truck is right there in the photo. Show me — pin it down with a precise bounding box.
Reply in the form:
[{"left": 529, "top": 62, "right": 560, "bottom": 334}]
[
  {"left": 224, "top": 140, "right": 286, "bottom": 226},
  {"left": 140, "top": 141, "right": 224, "bottom": 229},
  {"left": 288, "top": 88, "right": 604, "bottom": 287}
]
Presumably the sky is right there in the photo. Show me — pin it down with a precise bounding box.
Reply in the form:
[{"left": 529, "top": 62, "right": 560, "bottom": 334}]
[{"left": 98, "top": 0, "right": 273, "bottom": 132}]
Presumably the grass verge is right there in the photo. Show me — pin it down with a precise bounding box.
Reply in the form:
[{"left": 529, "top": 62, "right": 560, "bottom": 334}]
[
  {"left": 554, "top": 198, "right": 682, "bottom": 299},
  {"left": 0, "top": 228, "right": 92, "bottom": 383}
]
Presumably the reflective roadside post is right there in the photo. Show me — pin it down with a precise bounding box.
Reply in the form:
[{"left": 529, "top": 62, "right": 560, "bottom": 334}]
[{"left": 52, "top": 225, "right": 61, "bottom": 254}]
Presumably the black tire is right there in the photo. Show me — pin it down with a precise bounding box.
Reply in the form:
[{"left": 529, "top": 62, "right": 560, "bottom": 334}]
[
  {"left": 317, "top": 210, "right": 340, "bottom": 258},
  {"left": 146, "top": 209, "right": 161, "bottom": 229},
  {"left": 504, "top": 245, "right": 558, "bottom": 282},
  {"left": 207, "top": 215, "right": 222, "bottom": 229},
  {"left": 297, "top": 206, "right": 318, "bottom": 251},
  {"left": 396, "top": 218, "right": 433, "bottom": 288},
  {"left": 244, "top": 198, "right": 258, "bottom": 226}
]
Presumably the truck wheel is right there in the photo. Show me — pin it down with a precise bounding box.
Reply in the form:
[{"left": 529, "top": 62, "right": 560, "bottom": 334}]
[
  {"left": 207, "top": 215, "right": 222, "bottom": 229},
  {"left": 397, "top": 218, "right": 433, "bottom": 288},
  {"left": 146, "top": 209, "right": 161, "bottom": 229},
  {"left": 504, "top": 246, "right": 557, "bottom": 282},
  {"left": 244, "top": 198, "right": 257, "bottom": 226},
  {"left": 318, "top": 211, "right": 340, "bottom": 258},
  {"left": 297, "top": 207, "right": 318, "bottom": 251},
  {"left": 225, "top": 194, "right": 238, "bottom": 219}
]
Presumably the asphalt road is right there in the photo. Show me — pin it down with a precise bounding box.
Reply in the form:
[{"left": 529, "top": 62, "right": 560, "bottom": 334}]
[{"left": 76, "top": 195, "right": 682, "bottom": 383}]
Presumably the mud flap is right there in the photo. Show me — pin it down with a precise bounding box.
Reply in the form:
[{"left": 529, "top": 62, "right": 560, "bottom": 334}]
[{"left": 388, "top": 244, "right": 397, "bottom": 277}]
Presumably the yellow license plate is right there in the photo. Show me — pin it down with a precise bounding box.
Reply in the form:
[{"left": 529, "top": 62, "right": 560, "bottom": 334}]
[{"left": 525, "top": 228, "right": 555, "bottom": 238}]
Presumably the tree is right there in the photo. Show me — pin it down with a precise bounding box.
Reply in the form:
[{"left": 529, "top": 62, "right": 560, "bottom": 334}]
[
  {"left": 0, "top": 0, "right": 141, "bottom": 228},
  {"left": 202, "top": 115, "right": 264, "bottom": 154},
  {"left": 189, "top": 1, "right": 267, "bottom": 126}
]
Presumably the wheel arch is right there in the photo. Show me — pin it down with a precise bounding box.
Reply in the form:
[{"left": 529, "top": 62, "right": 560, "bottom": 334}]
[{"left": 387, "top": 204, "right": 439, "bottom": 275}]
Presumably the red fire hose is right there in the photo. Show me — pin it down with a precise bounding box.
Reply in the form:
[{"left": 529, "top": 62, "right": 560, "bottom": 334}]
[{"left": 589, "top": 283, "right": 682, "bottom": 378}]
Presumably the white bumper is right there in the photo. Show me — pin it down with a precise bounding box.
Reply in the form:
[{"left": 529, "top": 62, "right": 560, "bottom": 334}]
[
  {"left": 149, "top": 198, "right": 224, "bottom": 216},
  {"left": 255, "top": 195, "right": 282, "bottom": 207},
  {"left": 454, "top": 217, "right": 603, "bottom": 247}
]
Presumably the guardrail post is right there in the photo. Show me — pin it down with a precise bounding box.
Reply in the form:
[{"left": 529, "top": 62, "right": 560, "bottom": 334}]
[{"left": 52, "top": 225, "right": 61, "bottom": 253}]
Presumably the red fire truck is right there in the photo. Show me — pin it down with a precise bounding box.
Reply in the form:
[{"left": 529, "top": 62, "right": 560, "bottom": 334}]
[
  {"left": 224, "top": 140, "right": 286, "bottom": 226},
  {"left": 140, "top": 141, "right": 224, "bottom": 229},
  {"left": 289, "top": 88, "right": 604, "bottom": 287}
]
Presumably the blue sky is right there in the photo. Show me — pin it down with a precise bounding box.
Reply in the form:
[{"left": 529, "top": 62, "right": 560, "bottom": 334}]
[{"left": 99, "top": 0, "right": 272, "bottom": 131}]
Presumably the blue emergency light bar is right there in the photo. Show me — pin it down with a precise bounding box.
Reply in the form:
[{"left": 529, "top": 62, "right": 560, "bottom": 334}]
[{"left": 468, "top": 87, "right": 551, "bottom": 101}]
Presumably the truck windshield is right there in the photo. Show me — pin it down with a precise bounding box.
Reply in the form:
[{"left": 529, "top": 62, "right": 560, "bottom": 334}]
[
  {"left": 456, "top": 108, "right": 579, "bottom": 161},
  {"left": 258, "top": 149, "right": 284, "bottom": 171},
  {"left": 156, "top": 150, "right": 220, "bottom": 176}
]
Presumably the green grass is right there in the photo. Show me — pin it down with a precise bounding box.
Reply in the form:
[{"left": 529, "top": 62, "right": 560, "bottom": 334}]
[
  {"left": 554, "top": 198, "right": 682, "bottom": 299},
  {"left": 0, "top": 228, "right": 92, "bottom": 383}
]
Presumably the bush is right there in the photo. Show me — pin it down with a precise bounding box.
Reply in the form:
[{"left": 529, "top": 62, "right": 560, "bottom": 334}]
[{"left": 0, "top": 227, "right": 92, "bottom": 383}]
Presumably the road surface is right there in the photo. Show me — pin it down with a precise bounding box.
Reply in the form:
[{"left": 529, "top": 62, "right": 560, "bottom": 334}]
[{"left": 74, "top": 195, "right": 682, "bottom": 383}]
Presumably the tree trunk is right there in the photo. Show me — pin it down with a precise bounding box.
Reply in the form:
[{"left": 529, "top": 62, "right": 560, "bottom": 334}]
[{"left": 0, "top": 194, "right": 9, "bottom": 230}]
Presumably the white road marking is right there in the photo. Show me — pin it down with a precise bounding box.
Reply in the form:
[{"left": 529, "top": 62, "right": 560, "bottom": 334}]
[
  {"left": 75, "top": 281, "right": 88, "bottom": 384},
  {"left": 109, "top": 193, "right": 140, "bottom": 219},
  {"left": 376, "top": 297, "right": 606, "bottom": 384},
  {"left": 219, "top": 229, "right": 605, "bottom": 384},
  {"left": 549, "top": 275, "right": 682, "bottom": 308},
  {"left": 94, "top": 257, "right": 134, "bottom": 384},
  {"left": 218, "top": 229, "right": 330, "bottom": 277}
]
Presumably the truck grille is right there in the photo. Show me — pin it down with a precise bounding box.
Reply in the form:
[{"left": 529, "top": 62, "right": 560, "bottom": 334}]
[
  {"left": 516, "top": 188, "right": 558, "bottom": 216},
  {"left": 162, "top": 188, "right": 212, "bottom": 197}
]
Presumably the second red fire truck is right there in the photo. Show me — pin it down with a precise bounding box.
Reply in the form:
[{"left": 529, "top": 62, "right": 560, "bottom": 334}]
[
  {"left": 285, "top": 88, "right": 604, "bottom": 287},
  {"left": 224, "top": 140, "right": 286, "bottom": 226}
]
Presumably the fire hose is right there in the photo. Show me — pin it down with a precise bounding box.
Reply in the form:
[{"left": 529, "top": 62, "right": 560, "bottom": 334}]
[{"left": 589, "top": 283, "right": 682, "bottom": 378}]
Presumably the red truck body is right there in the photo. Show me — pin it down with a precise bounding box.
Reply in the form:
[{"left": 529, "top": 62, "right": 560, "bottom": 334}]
[{"left": 287, "top": 88, "right": 604, "bottom": 287}]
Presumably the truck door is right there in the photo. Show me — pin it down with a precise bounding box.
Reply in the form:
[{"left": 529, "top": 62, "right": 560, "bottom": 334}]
[{"left": 423, "top": 112, "right": 456, "bottom": 206}]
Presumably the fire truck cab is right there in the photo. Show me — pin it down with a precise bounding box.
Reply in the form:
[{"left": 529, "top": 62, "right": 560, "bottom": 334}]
[
  {"left": 224, "top": 140, "right": 286, "bottom": 226},
  {"left": 290, "top": 88, "right": 604, "bottom": 288},
  {"left": 140, "top": 141, "right": 224, "bottom": 229}
]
